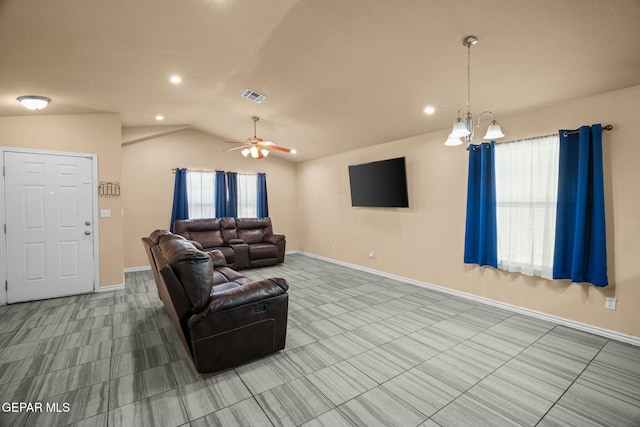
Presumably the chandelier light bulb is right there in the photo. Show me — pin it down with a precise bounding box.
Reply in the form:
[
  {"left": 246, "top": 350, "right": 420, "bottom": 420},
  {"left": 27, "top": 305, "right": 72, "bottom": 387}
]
[
  {"left": 451, "top": 118, "right": 471, "bottom": 137},
  {"left": 484, "top": 120, "right": 505, "bottom": 140},
  {"left": 444, "top": 133, "right": 463, "bottom": 146}
]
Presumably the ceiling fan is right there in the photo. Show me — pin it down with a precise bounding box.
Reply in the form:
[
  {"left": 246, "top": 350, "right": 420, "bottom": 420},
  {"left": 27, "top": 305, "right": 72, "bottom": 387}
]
[{"left": 225, "top": 116, "right": 295, "bottom": 159}]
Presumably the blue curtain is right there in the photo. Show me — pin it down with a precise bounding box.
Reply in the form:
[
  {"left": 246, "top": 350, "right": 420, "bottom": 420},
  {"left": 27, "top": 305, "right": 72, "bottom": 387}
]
[
  {"left": 553, "top": 124, "right": 608, "bottom": 287},
  {"left": 226, "top": 171, "right": 238, "bottom": 218},
  {"left": 257, "top": 173, "right": 269, "bottom": 218},
  {"left": 170, "top": 168, "right": 189, "bottom": 232},
  {"left": 464, "top": 143, "right": 498, "bottom": 267},
  {"left": 215, "top": 170, "right": 226, "bottom": 217}
]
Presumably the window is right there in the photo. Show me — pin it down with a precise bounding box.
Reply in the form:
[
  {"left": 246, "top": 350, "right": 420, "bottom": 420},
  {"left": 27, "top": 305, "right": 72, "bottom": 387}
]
[
  {"left": 237, "top": 174, "right": 258, "bottom": 218},
  {"left": 494, "top": 134, "right": 559, "bottom": 279},
  {"left": 186, "top": 170, "right": 216, "bottom": 219},
  {"left": 184, "top": 171, "right": 260, "bottom": 219}
]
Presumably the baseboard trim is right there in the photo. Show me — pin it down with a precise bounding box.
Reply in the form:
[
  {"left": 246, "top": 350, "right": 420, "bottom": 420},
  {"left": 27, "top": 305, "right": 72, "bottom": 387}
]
[
  {"left": 298, "top": 251, "right": 640, "bottom": 347},
  {"left": 124, "top": 266, "right": 151, "bottom": 273},
  {"left": 96, "top": 284, "right": 125, "bottom": 293},
  {"left": 285, "top": 250, "right": 302, "bottom": 255}
]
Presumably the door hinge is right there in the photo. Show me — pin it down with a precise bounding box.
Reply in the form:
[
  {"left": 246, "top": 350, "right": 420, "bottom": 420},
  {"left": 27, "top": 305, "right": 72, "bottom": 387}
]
[
  {"left": 4, "top": 281, "right": 7, "bottom": 291},
  {"left": 3, "top": 224, "right": 5, "bottom": 234}
]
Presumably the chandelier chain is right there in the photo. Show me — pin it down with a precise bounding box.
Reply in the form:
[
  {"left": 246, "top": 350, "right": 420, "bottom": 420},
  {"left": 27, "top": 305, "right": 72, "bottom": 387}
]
[{"left": 467, "top": 42, "right": 471, "bottom": 111}]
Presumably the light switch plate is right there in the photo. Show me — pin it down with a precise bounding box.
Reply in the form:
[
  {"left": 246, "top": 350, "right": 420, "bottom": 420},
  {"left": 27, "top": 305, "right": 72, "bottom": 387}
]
[{"left": 101, "top": 209, "right": 111, "bottom": 218}]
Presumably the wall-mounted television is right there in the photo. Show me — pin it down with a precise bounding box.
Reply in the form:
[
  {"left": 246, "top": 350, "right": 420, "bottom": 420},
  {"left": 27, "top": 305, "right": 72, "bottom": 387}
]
[{"left": 348, "top": 157, "right": 409, "bottom": 208}]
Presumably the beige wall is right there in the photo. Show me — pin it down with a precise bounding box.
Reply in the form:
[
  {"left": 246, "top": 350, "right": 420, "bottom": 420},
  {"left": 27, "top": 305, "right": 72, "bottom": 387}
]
[
  {"left": 122, "top": 128, "right": 299, "bottom": 269},
  {"left": 297, "top": 85, "right": 640, "bottom": 337},
  {"left": 0, "top": 113, "right": 124, "bottom": 287}
]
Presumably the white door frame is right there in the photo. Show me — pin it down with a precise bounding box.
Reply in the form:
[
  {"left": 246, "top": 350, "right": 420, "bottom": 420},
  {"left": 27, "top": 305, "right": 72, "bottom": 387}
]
[{"left": 0, "top": 146, "right": 100, "bottom": 305}]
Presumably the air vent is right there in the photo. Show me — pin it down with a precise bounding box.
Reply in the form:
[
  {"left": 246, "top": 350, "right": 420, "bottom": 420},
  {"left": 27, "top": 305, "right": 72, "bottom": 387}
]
[{"left": 241, "top": 88, "right": 266, "bottom": 104}]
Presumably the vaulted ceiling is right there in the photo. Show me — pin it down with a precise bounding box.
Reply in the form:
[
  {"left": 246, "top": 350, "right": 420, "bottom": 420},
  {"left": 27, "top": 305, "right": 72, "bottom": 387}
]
[{"left": 2, "top": 0, "right": 639, "bottom": 162}]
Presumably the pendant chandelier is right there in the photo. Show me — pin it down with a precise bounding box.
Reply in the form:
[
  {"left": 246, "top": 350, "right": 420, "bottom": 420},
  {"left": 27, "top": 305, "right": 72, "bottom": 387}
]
[{"left": 445, "top": 36, "right": 505, "bottom": 146}]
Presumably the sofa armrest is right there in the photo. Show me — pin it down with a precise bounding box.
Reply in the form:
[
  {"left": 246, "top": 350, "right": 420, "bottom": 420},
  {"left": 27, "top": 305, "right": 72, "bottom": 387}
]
[
  {"left": 190, "top": 240, "right": 204, "bottom": 250},
  {"left": 207, "top": 249, "right": 227, "bottom": 268},
  {"left": 264, "top": 234, "right": 285, "bottom": 245},
  {"left": 188, "top": 278, "right": 288, "bottom": 327}
]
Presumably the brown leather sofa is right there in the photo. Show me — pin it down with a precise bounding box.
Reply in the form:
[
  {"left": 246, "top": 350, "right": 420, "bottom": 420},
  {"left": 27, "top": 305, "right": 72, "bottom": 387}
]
[
  {"left": 173, "top": 217, "right": 286, "bottom": 270},
  {"left": 141, "top": 230, "right": 289, "bottom": 373}
]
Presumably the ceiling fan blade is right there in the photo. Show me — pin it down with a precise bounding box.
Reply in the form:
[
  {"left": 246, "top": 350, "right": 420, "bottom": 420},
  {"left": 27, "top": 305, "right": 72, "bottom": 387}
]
[
  {"left": 224, "top": 145, "right": 248, "bottom": 152},
  {"left": 268, "top": 145, "right": 293, "bottom": 153},
  {"left": 224, "top": 140, "right": 244, "bottom": 144},
  {"left": 257, "top": 149, "right": 265, "bottom": 159}
]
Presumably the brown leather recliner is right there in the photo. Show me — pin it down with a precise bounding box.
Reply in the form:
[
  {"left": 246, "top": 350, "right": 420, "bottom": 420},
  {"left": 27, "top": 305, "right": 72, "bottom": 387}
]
[
  {"left": 174, "top": 217, "right": 285, "bottom": 269},
  {"left": 141, "top": 231, "right": 288, "bottom": 373}
]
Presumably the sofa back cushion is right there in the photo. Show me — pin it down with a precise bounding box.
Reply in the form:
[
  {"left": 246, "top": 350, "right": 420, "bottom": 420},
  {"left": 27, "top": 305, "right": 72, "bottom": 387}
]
[
  {"left": 174, "top": 218, "right": 224, "bottom": 248},
  {"left": 220, "top": 217, "right": 238, "bottom": 242},
  {"left": 236, "top": 218, "right": 273, "bottom": 244},
  {"left": 149, "top": 229, "right": 172, "bottom": 244},
  {"left": 238, "top": 228, "right": 264, "bottom": 244},
  {"left": 158, "top": 235, "right": 214, "bottom": 312}
]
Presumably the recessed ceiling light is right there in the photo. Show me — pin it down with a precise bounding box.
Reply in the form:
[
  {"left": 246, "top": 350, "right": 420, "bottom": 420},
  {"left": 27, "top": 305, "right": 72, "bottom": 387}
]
[
  {"left": 155, "top": 115, "right": 164, "bottom": 121},
  {"left": 424, "top": 106, "right": 435, "bottom": 115},
  {"left": 170, "top": 75, "right": 182, "bottom": 84}
]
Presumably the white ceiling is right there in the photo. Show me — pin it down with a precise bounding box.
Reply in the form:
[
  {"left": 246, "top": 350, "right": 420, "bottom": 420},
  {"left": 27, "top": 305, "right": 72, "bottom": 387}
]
[{"left": 2, "top": 0, "right": 640, "bottom": 162}]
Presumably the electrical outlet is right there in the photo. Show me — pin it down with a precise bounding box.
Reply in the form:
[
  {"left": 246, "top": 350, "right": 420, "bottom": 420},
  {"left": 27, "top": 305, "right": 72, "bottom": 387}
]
[
  {"left": 605, "top": 297, "right": 616, "bottom": 310},
  {"left": 368, "top": 251, "right": 375, "bottom": 259}
]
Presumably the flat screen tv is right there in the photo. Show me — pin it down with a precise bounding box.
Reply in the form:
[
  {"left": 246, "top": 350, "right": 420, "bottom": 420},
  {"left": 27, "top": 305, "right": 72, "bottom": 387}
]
[{"left": 348, "top": 157, "right": 409, "bottom": 208}]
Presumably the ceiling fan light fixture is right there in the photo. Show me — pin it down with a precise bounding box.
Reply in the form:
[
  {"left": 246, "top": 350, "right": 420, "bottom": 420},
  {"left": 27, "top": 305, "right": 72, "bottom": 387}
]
[
  {"left": 227, "top": 116, "right": 295, "bottom": 159},
  {"left": 17, "top": 95, "right": 51, "bottom": 110}
]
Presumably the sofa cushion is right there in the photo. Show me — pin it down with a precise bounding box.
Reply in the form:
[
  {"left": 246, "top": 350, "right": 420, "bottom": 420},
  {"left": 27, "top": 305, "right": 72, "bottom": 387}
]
[
  {"left": 174, "top": 219, "right": 224, "bottom": 248},
  {"left": 159, "top": 236, "right": 214, "bottom": 312},
  {"left": 191, "top": 230, "right": 224, "bottom": 248},
  {"left": 238, "top": 228, "right": 264, "bottom": 244},
  {"left": 220, "top": 217, "right": 238, "bottom": 242},
  {"left": 249, "top": 243, "right": 278, "bottom": 260}
]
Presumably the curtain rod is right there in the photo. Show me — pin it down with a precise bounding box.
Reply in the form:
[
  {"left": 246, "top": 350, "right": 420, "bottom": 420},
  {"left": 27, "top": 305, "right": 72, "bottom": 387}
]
[
  {"left": 171, "top": 168, "right": 262, "bottom": 175},
  {"left": 562, "top": 124, "right": 613, "bottom": 137},
  {"left": 465, "top": 125, "right": 613, "bottom": 150}
]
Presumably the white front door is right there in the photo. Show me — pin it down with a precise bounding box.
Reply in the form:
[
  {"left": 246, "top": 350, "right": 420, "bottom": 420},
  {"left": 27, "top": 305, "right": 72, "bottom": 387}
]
[{"left": 4, "top": 151, "right": 95, "bottom": 303}]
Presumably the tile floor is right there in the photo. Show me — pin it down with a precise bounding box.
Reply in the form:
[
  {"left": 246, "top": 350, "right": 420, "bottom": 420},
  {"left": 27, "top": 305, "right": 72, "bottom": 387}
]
[{"left": 0, "top": 253, "right": 639, "bottom": 426}]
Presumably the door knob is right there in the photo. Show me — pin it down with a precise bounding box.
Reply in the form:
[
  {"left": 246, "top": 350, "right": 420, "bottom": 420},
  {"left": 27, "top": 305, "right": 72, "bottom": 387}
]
[
  {"left": 85, "top": 231, "right": 91, "bottom": 235},
  {"left": 85, "top": 221, "right": 91, "bottom": 226}
]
